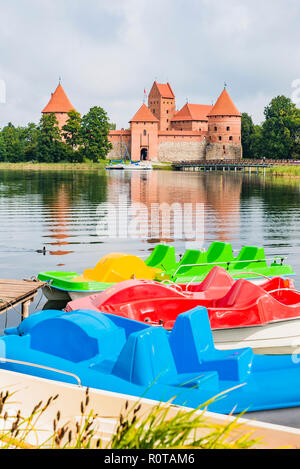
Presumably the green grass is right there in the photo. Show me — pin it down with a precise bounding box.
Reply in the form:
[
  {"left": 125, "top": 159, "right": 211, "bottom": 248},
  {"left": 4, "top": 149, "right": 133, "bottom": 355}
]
[
  {"left": 0, "top": 388, "right": 262, "bottom": 450},
  {"left": 265, "top": 165, "right": 300, "bottom": 177},
  {"left": 0, "top": 161, "right": 107, "bottom": 171}
]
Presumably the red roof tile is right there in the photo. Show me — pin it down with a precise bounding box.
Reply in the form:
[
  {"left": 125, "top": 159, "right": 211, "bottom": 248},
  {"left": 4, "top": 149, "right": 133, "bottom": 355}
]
[
  {"left": 208, "top": 89, "right": 241, "bottom": 117},
  {"left": 42, "top": 84, "right": 76, "bottom": 113},
  {"left": 130, "top": 104, "right": 159, "bottom": 123},
  {"left": 155, "top": 82, "right": 175, "bottom": 99},
  {"left": 171, "top": 103, "right": 212, "bottom": 121}
]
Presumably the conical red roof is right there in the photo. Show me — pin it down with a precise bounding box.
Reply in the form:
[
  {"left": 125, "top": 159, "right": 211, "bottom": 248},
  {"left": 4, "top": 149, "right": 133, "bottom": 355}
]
[
  {"left": 208, "top": 89, "right": 241, "bottom": 117},
  {"left": 42, "top": 83, "right": 76, "bottom": 113},
  {"left": 130, "top": 104, "right": 159, "bottom": 123}
]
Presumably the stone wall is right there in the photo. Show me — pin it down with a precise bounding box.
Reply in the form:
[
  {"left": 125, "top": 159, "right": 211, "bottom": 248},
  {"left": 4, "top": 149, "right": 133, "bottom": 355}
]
[
  {"left": 158, "top": 140, "right": 207, "bottom": 162},
  {"left": 107, "top": 140, "right": 131, "bottom": 160},
  {"left": 205, "top": 142, "right": 242, "bottom": 160}
]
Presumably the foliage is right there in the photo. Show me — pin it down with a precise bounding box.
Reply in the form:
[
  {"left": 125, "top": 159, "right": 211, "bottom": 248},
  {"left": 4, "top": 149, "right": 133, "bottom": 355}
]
[
  {"left": 241, "top": 113, "right": 255, "bottom": 159},
  {"left": 62, "top": 110, "right": 82, "bottom": 162},
  {"left": 80, "top": 106, "right": 113, "bottom": 162},
  {"left": 0, "top": 105, "right": 113, "bottom": 163},
  {"left": 0, "top": 389, "right": 260, "bottom": 450},
  {"left": 242, "top": 96, "right": 300, "bottom": 160}
]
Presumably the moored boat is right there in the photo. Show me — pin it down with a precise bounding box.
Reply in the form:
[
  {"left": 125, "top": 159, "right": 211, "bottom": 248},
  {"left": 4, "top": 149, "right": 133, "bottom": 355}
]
[
  {"left": 4, "top": 306, "right": 300, "bottom": 415},
  {"left": 37, "top": 242, "right": 295, "bottom": 301},
  {"left": 65, "top": 267, "right": 299, "bottom": 354}
]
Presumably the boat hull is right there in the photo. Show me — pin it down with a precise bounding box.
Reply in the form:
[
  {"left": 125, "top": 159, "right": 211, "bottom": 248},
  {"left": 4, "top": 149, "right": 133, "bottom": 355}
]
[{"left": 213, "top": 318, "right": 300, "bottom": 355}]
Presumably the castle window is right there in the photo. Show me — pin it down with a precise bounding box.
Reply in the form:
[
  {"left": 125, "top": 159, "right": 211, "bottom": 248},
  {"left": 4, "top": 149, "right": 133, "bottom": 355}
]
[
  {"left": 229, "top": 136, "right": 233, "bottom": 141},
  {"left": 143, "top": 130, "right": 147, "bottom": 136},
  {"left": 219, "top": 136, "right": 222, "bottom": 141},
  {"left": 214, "top": 126, "right": 217, "bottom": 131},
  {"left": 166, "top": 110, "right": 169, "bottom": 114},
  {"left": 153, "top": 109, "right": 155, "bottom": 113},
  {"left": 227, "top": 126, "right": 230, "bottom": 131}
]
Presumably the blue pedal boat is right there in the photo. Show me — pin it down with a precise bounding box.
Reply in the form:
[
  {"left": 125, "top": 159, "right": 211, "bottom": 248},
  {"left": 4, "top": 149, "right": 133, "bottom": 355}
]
[{"left": 2, "top": 306, "right": 300, "bottom": 415}]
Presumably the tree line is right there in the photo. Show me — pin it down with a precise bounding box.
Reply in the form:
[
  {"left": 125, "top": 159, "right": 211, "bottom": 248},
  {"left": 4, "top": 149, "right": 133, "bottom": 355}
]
[
  {"left": 0, "top": 95, "right": 299, "bottom": 162},
  {"left": 0, "top": 106, "right": 113, "bottom": 163},
  {"left": 241, "top": 95, "right": 300, "bottom": 160}
]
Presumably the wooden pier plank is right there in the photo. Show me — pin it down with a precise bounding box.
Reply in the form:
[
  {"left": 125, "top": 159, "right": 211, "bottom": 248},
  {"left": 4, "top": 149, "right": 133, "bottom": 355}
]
[{"left": 0, "top": 278, "right": 46, "bottom": 315}]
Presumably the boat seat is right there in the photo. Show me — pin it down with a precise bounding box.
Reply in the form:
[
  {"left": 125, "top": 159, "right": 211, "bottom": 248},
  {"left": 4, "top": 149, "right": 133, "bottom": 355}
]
[
  {"left": 145, "top": 245, "right": 176, "bottom": 271},
  {"left": 169, "top": 306, "right": 254, "bottom": 382},
  {"left": 230, "top": 246, "right": 267, "bottom": 270},
  {"left": 112, "top": 325, "right": 219, "bottom": 392}
]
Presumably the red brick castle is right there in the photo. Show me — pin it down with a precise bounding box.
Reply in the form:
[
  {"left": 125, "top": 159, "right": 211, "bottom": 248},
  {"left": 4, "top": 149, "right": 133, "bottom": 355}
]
[{"left": 42, "top": 81, "right": 242, "bottom": 162}]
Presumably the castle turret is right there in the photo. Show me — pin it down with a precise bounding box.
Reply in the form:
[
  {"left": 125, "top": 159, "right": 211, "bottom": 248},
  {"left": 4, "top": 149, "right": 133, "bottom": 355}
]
[
  {"left": 148, "top": 82, "right": 176, "bottom": 131},
  {"left": 207, "top": 88, "right": 242, "bottom": 160},
  {"left": 42, "top": 83, "right": 76, "bottom": 129},
  {"left": 129, "top": 104, "right": 159, "bottom": 161}
]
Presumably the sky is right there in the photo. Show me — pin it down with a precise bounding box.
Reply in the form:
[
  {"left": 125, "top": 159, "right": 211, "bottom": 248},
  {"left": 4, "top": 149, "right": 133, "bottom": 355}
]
[{"left": 0, "top": 0, "right": 299, "bottom": 128}]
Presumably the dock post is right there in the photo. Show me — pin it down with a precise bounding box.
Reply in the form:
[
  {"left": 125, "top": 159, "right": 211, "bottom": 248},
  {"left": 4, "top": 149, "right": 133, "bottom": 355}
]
[{"left": 21, "top": 300, "right": 31, "bottom": 321}]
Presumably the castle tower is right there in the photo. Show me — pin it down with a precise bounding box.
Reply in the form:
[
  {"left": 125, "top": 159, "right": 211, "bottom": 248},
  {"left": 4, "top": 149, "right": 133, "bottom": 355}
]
[
  {"left": 42, "top": 82, "right": 76, "bottom": 129},
  {"left": 207, "top": 88, "right": 242, "bottom": 160},
  {"left": 148, "top": 82, "right": 176, "bottom": 131},
  {"left": 129, "top": 104, "right": 159, "bottom": 161}
]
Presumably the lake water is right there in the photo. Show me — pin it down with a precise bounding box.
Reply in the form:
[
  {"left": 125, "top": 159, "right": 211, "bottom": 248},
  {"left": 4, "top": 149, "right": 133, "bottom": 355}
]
[{"left": 0, "top": 168, "right": 300, "bottom": 428}]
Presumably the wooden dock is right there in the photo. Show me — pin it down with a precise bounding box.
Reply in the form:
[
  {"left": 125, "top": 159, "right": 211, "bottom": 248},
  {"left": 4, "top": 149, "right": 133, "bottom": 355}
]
[{"left": 0, "top": 278, "right": 46, "bottom": 320}]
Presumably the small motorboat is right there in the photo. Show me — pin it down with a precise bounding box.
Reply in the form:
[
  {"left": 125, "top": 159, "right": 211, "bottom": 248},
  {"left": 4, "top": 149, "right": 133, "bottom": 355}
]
[
  {"left": 65, "top": 266, "right": 299, "bottom": 355},
  {"left": 105, "top": 164, "right": 125, "bottom": 170},
  {"left": 123, "top": 161, "right": 152, "bottom": 170},
  {"left": 4, "top": 306, "right": 300, "bottom": 415}
]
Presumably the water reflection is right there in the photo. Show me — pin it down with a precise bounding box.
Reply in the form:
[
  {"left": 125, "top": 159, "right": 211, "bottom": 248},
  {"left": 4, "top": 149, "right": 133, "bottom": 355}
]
[{"left": 0, "top": 169, "right": 299, "bottom": 285}]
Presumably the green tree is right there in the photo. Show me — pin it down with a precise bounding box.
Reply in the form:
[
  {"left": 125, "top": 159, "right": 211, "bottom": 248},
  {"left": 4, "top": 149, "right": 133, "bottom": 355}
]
[
  {"left": 62, "top": 110, "right": 82, "bottom": 150},
  {"left": 1, "top": 123, "right": 24, "bottom": 162},
  {"left": 251, "top": 125, "right": 264, "bottom": 159},
  {"left": 262, "top": 96, "right": 299, "bottom": 159},
  {"left": 21, "top": 122, "right": 39, "bottom": 161},
  {"left": 80, "top": 106, "right": 112, "bottom": 161},
  {"left": 36, "top": 113, "right": 67, "bottom": 162},
  {"left": 0, "top": 131, "right": 7, "bottom": 161},
  {"left": 241, "top": 113, "right": 255, "bottom": 159}
]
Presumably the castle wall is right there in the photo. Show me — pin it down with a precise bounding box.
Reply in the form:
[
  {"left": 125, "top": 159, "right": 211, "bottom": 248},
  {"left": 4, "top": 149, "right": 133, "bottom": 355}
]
[
  {"left": 171, "top": 120, "right": 209, "bottom": 132},
  {"left": 207, "top": 116, "right": 241, "bottom": 145},
  {"left": 205, "top": 142, "right": 242, "bottom": 160},
  {"left": 44, "top": 112, "right": 69, "bottom": 130},
  {"left": 157, "top": 133, "right": 207, "bottom": 162},
  {"left": 108, "top": 131, "right": 131, "bottom": 159}
]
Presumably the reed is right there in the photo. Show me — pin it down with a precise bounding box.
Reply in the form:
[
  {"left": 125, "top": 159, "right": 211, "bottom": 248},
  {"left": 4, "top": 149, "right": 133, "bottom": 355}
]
[
  {"left": 0, "top": 389, "right": 260, "bottom": 450},
  {"left": 265, "top": 165, "right": 300, "bottom": 177},
  {"left": 0, "top": 162, "right": 107, "bottom": 171}
]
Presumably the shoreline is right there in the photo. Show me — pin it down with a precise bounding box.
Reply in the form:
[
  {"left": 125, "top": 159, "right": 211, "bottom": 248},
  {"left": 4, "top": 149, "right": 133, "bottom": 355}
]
[
  {"left": 0, "top": 162, "right": 107, "bottom": 171},
  {"left": 0, "top": 162, "right": 300, "bottom": 177}
]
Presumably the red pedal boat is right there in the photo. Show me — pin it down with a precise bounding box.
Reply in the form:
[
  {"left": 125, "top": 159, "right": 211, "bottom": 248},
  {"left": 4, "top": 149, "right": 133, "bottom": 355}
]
[{"left": 65, "top": 267, "right": 299, "bottom": 354}]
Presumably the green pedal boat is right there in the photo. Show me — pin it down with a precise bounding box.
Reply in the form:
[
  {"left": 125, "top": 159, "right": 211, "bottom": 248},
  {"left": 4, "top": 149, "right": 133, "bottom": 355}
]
[
  {"left": 38, "top": 242, "right": 294, "bottom": 301},
  {"left": 147, "top": 242, "right": 294, "bottom": 284}
]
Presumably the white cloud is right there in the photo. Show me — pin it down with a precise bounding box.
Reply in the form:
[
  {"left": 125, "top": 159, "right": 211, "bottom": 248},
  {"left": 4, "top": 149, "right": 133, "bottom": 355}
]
[{"left": 0, "top": 0, "right": 299, "bottom": 128}]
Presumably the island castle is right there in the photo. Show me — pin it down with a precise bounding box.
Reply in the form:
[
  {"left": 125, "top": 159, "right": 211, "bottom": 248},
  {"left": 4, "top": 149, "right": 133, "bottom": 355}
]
[{"left": 42, "top": 81, "right": 242, "bottom": 162}]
